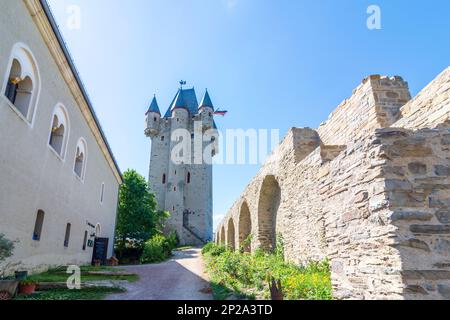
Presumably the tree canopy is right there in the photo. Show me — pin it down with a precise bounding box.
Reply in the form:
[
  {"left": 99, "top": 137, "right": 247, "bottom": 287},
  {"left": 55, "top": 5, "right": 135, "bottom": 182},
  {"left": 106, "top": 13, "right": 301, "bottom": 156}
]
[{"left": 115, "top": 170, "right": 168, "bottom": 248}]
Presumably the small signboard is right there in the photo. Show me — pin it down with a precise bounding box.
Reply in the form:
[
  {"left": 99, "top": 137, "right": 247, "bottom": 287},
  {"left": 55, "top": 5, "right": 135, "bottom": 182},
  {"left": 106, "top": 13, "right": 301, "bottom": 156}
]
[{"left": 92, "top": 237, "right": 109, "bottom": 265}]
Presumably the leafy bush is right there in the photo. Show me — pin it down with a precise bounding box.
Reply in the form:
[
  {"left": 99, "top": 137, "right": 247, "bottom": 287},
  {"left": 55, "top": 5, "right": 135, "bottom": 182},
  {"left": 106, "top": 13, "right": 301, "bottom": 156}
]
[
  {"left": 202, "top": 242, "right": 227, "bottom": 256},
  {"left": 0, "top": 234, "right": 15, "bottom": 262},
  {"left": 202, "top": 242, "right": 332, "bottom": 300},
  {"left": 201, "top": 242, "right": 215, "bottom": 255},
  {"left": 140, "top": 233, "right": 178, "bottom": 264}
]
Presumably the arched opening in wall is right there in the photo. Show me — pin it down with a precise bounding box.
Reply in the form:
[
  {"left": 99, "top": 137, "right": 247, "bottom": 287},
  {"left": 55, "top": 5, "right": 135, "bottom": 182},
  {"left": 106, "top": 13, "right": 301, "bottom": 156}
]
[
  {"left": 3, "top": 45, "right": 40, "bottom": 123},
  {"left": 238, "top": 201, "right": 252, "bottom": 252},
  {"left": 220, "top": 226, "right": 225, "bottom": 245},
  {"left": 32, "top": 210, "right": 45, "bottom": 241},
  {"left": 95, "top": 224, "right": 101, "bottom": 238},
  {"left": 74, "top": 138, "right": 87, "bottom": 180},
  {"left": 257, "top": 175, "right": 281, "bottom": 252},
  {"left": 227, "top": 218, "right": 235, "bottom": 250},
  {"left": 187, "top": 172, "right": 191, "bottom": 184},
  {"left": 49, "top": 105, "right": 69, "bottom": 158},
  {"left": 162, "top": 174, "right": 166, "bottom": 184}
]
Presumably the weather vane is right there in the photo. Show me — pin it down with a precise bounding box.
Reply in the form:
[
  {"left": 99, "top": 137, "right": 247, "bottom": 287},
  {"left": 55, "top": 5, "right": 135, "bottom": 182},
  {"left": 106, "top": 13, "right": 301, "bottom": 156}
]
[{"left": 179, "top": 80, "right": 186, "bottom": 89}]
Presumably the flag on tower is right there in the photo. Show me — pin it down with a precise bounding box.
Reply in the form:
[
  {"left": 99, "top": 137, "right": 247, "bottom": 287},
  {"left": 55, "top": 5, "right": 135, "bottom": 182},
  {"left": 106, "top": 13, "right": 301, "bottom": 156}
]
[{"left": 214, "top": 109, "right": 228, "bottom": 116}]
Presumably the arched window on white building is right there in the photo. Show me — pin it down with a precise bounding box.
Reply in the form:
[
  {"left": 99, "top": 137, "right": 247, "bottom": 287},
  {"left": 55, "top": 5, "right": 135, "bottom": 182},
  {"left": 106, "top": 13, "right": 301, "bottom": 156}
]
[
  {"left": 74, "top": 138, "right": 87, "bottom": 180},
  {"left": 3, "top": 43, "right": 40, "bottom": 123},
  {"left": 48, "top": 104, "right": 69, "bottom": 159},
  {"left": 95, "top": 223, "right": 101, "bottom": 238}
]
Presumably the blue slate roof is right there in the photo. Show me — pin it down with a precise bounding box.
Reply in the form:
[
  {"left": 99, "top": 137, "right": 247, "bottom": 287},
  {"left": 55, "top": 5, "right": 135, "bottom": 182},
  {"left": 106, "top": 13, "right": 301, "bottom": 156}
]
[
  {"left": 146, "top": 95, "right": 160, "bottom": 115},
  {"left": 199, "top": 89, "right": 214, "bottom": 111},
  {"left": 162, "top": 88, "right": 219, "bottom": 130},
  {"left": 164, "top": 88, "right": 199, "bottom": 118}
]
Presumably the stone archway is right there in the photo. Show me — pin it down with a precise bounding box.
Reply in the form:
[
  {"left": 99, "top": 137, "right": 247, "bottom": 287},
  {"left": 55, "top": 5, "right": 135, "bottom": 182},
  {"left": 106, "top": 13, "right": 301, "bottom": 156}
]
[
  {"left": 227, "top": 218, "right": 236, "bottom": 250},
  {"left": 238, "top": 201, "right": 252, "bottom": 252},
  {"left": 220, "top": 225, "right": 225, "bottom": 245},
  {"left": 257, "top": 175, "right": 281, "bottom": 252}
]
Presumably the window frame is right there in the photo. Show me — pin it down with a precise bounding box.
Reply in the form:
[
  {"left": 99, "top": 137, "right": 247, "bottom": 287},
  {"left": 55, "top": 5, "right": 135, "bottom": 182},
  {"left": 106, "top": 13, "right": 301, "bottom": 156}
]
[
  {"left": 47, "top": 103, "right": 70, "bottom": 161},
  {"left": 1, "top": 43, "right": 41, "bottom": 127},
  {"left": 73, "top": 138, "right": 88, "bottom": 182},
  {"left": 64, "top": 223, "right": 72, "bottom": 248},
  {"left": 32, "top": 210, "right": 45, "bottom": 241},
  {"left": 100, "top": 182, "right": 105, "bottom": 204}
]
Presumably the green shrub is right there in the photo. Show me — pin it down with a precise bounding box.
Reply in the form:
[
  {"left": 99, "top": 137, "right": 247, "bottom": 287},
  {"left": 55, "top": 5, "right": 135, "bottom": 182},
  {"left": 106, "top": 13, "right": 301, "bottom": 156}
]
[
  {"left": 140, "top": 234, "right": 177, "bottom": 264},
  {"left": 0, "top": 233, "right": 15, "bottom": 262},
  {"left": 201, "top": 242, "right": 215, "bottom": 255},
  {"left": 202, "top": 242, "right": 332, "bottom": 300}
]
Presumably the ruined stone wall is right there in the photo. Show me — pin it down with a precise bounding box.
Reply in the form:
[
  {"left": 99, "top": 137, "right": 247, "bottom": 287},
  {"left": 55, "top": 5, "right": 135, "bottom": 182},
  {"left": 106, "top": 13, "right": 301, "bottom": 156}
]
[
  {"left": 216, "top": 67, "right": 450, "bottom": 300},
  {"left": 317, "top": 75, "right": 411, "bottom": 146},
  {"left": 395, "top": 68, "right": 450, "bottom": 129},
  {"left": 372, "top": 127, "right": 450, "bottom": 299}
]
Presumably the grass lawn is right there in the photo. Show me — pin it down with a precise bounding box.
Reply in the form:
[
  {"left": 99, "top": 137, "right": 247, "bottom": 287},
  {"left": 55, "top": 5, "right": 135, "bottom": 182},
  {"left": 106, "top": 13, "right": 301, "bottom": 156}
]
[
  {"left": 27, "top": 265, "right": 139, "bottom": 283},
  {"left": 13, "top": 265, "right": 138, "bottom": 300},
  {"left": 15, "top": 287, "right": 126, "bottom": 300}
]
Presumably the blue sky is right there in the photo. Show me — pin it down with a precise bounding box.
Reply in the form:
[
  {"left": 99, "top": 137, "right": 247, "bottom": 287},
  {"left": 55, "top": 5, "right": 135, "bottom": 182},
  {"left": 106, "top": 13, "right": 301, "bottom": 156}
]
[{"left": 47, "top": 0, "right": 450, "bottom": 230}]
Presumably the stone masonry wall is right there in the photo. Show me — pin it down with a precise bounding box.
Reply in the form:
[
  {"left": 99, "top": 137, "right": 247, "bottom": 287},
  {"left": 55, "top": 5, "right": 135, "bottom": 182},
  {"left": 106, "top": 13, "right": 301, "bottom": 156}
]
[{"left": 216, "top": 67, "right": 450, "bottom": 300}]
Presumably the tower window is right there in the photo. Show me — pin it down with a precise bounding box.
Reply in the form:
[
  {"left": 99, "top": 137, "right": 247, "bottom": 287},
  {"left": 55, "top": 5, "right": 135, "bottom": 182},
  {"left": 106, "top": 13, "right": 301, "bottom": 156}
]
[
  {"left": 82, "top": 231, "right": 88, "bottom": 251},
  {"left": 64, "top": 223, "right": 71, "bottom": 247},
  {"left": 33, "top": 210, "right": 45, "bottom": 241},
  {"left": 161, "top": 136, "right": 165, "bottom": 142},
  {"left": 162, "top": 174, "right": 166, "bottom": 184},
  {"left": 187, "top": 172, "right": 191, "bottom": 184},
  {"left": 154, "top": 117, "right": 157, "bottom": 122},
  {"left": 174, "top": 186, "right": 176, "bottom": 192},
  {"left": 175, "top": 170, "right": 177, "bottom": 175}
]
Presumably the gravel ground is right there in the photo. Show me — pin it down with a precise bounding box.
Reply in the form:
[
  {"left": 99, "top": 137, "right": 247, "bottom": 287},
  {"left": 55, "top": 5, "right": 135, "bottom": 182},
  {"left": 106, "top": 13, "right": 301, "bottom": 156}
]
[{"left": 105, "top": 248, "right": 213, "bottom": 300}]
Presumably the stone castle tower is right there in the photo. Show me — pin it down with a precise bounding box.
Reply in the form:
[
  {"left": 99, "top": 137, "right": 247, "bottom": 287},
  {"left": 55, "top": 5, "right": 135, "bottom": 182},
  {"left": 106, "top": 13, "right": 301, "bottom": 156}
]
[{"left": 145, "top": 86, "right": 218, "bottom": 245}]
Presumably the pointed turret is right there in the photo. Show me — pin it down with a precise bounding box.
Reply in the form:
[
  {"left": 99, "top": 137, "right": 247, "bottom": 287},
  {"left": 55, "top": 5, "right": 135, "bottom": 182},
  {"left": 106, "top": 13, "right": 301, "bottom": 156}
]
[
  {"left": 145, "top": 95, "right": 161, "bottom": 138},
  {"left": 146, "top": 95, "right": 161, "bottom": 115},
  {"left": 173, "top": 89, "right": 187, "bottom": 109},
  {"left": 199, "top": 89, "right": 214, "bottom": 111},
  {"left": 199, "top": 89, "right": 214, "bottom": 130}
]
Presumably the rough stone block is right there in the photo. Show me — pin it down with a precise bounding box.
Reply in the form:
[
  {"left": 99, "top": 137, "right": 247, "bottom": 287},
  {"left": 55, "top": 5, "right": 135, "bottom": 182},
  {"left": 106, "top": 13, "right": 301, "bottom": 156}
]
[
  {"left": 390, "top": 211, "right": 433, "bottom": 222},
  {"left": 438, "top": 285, "right": 450, "bottom": 299},
  {"left": 408, "top": 162, "right": 427, "bottom": 175},
  {"left": 398, "top": 239, "right": 430, "bottom": 252},
  {"left": 435, "top": 165, "right": 450, "bottom": 176},
  {"left": 410, "top": 225, "right": 450, "bottom": 234},
  {"left": 436, "top": 210, "right": 450, "bottom": 224}
]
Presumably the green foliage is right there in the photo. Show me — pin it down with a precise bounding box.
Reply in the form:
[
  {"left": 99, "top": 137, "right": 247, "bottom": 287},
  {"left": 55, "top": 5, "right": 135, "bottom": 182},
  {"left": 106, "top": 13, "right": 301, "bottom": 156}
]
[
  {"left": 202, "top": 242, "right": 227, "bottom": 256},
  {"left": 239, "top": 234, "right": 253, "bottom": 253},
  {"left": 0, "top": 233, "right": 15, "bottom": 262},
  {"left": 140, "top": 232, "right": 179, "bottom": 264},
  {"left": 19, "top": 280, "right": 38, "bottom": 286},
  {"left": 15, "top": 287, "right": 125, "bottom": 300},
  {"left": 115, "top": 169, "right": 169, "bottom": 257},
  {"left": 27, "top": 266, "right": 139, "bottom": 283},
  {"left": 202, "top": 243, "right": 332, "bottom": 300}
]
